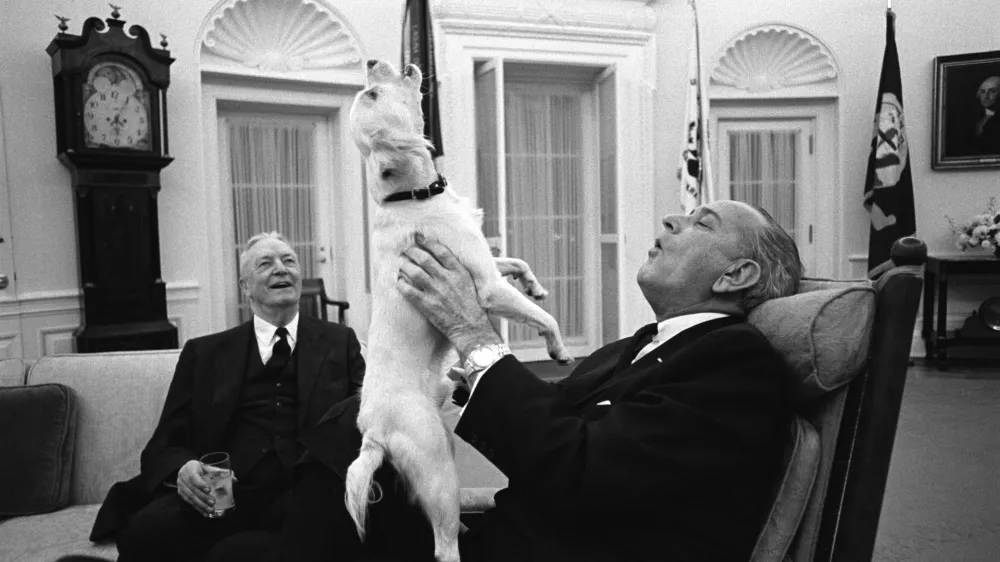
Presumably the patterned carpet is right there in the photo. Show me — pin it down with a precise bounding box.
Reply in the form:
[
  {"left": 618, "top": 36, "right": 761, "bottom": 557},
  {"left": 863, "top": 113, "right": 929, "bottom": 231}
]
[{"left": 874, "top": 365, "right": 1000, "bottom": 562}]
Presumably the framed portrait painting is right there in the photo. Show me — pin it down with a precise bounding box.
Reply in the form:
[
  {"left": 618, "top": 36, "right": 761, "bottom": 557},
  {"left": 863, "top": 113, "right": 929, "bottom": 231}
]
[{"left": 932, "top": 50, "right": 1000, "bottom": 169}]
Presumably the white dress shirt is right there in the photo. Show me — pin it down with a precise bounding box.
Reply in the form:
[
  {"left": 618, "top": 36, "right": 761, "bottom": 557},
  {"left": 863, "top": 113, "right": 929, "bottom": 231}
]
[
  {"left": 253, "top": 313, "right": 299, "bottom": 364},
  {"left": 632, "top": 312, "right": 729, "bottom": 364}
]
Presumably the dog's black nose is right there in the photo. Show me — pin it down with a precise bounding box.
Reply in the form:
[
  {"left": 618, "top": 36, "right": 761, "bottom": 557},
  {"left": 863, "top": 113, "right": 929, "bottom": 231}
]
[{"left": 367, "top": 59, "right": 378, "bottom": 69}]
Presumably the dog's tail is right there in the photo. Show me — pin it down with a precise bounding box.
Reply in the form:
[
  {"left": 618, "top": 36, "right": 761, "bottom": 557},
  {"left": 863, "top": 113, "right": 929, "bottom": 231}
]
[{"left": 344, "top": 438, "right": 385, "bottom": 540}]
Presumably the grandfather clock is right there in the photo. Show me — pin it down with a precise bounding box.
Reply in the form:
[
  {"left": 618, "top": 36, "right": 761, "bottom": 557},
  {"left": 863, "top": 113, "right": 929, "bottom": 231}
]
[{"left": 47, "top": 7, "right": 178, "bottom": 352}]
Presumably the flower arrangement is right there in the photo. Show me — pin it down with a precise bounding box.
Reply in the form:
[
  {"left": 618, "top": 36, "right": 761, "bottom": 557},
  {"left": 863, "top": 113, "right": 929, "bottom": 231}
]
[{"left": 948, "top": 196, "right": 1000, "bottom": 254}]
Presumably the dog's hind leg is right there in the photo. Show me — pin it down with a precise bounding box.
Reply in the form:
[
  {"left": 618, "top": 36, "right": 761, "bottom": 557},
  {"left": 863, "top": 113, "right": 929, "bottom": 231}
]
[
  {"left": 389, "top": 431, "right": 462, "bottom": 562},
  {"left": 481, "top": 281, "right": 574, "bottom": 365},
  {"left": 493, "top": 257, "right": 547, "bottom": 301}
]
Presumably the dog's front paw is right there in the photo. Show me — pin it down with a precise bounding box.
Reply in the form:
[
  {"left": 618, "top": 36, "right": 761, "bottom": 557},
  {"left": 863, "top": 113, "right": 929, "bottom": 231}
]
[
  {"left": 526, "top": 285, "right": 548, "bottom": 301},
  {"left": 548, "top": 346, "right": 574, "bottom": 366}
]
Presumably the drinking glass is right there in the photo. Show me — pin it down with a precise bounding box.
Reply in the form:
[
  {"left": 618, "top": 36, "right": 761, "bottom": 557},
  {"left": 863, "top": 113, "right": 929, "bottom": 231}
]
[{"left": 200, "top": 452, "right": 235, "bottom": 518}]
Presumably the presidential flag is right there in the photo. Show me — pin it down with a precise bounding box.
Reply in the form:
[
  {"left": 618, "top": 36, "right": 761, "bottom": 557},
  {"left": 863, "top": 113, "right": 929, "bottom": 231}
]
[
  {"left": 679, "top": 0, "right": 715, "bottom": 215},
  {"left": 863, "top": 10, "right": 916, "bottom": 275},
  {"left": 402, "top": 0, "right": 444, "bottom": 157}
]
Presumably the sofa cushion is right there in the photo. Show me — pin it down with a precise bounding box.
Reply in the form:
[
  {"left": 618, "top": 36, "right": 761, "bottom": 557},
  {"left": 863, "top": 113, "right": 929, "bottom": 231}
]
[
  {"left": 748, "top": 286, "right": 877, "bottom": 403},
  {"left": 27, "top": 350, "right": 181, "bottom": 506},
  {"left": 0, "top": 503, "right": 117, "bottom": 561},
  {"left": 0, "top": 358, "right": 26, "bottom": 387},
  {"left": 0, "top": 383, "right": 77, "bottom": 516}
]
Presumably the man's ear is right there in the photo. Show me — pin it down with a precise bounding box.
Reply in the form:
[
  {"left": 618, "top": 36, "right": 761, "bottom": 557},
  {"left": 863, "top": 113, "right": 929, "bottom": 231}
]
[{"left": 712, "top": 258, "right": 761, "bottom": 294}]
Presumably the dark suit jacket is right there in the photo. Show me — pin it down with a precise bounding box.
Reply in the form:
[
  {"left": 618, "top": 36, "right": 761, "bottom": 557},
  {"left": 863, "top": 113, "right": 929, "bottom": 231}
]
[
  {"left": 457, "top": 317, "right": 791, "bottom": 562},
  {"left": 90, "top": 314, "right": 365, "bottom": 541}
]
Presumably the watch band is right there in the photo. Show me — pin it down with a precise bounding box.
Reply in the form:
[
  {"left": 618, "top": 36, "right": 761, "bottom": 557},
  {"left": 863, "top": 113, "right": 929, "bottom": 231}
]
[{"left": 463, "top": 343, "right": 511, "bottom": 375}]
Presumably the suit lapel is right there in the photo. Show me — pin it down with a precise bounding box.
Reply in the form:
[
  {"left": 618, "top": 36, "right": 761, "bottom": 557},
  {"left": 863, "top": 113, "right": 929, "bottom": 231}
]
[
  {"left": 577, "top": 316, "right": 744, "bottom": 408},
  {"left": 296, "top": 315, "right": 326, "bottom": 428},
  {"left": 208, "top": 321, "right": 254, "bottom": 448}
]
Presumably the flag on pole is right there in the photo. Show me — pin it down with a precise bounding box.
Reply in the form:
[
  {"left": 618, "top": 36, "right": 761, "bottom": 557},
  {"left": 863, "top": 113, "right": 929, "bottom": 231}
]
[
  {"left": 402, "top": 0, "right": 444, "bottom": 157},
  {"left": 679, "top": 0, "right": 715, "bottom": 215},
  {"left": 863, "top": 9, "right": 915, "bottom": 275}
]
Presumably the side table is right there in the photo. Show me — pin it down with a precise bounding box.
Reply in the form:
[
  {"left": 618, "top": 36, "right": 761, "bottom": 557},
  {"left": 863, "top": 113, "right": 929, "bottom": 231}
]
[{"left": 922, "top": 253, "right": 1000, "bottom": 367}]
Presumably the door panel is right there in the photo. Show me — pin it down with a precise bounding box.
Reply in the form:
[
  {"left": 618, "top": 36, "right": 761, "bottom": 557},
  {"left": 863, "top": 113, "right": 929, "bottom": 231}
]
[
  {"left": 717, "top": 118, "right": 816, "bottom": 273},
  {"left": 219, "top": 113, "right": 337, "bottom": 325},
  {"left": 0, "top": 89, "right": 23, "bottom": 359}
]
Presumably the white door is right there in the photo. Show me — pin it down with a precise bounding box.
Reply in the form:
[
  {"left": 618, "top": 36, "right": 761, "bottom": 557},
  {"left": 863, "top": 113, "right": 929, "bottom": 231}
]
[
  {"left": 218, "top": 112, "right": 339, "bottom": 326},
  {"left": 474, "top": 59, "right": 615, "bottom": 360},
  {"left": 716, "top": 118, "right": 817, "bottom": 273},
  {"left": 0, "top": 90, "right": 23, "bottom": 359}
]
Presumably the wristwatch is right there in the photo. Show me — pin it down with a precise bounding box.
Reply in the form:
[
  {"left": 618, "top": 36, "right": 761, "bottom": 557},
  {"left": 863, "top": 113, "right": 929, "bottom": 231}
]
[{"left": 463, "top": 343, "right": 511, "bottom": 375}]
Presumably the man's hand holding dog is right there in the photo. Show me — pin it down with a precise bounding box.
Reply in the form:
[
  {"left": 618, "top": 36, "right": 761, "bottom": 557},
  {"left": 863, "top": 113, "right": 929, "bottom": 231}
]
[{"left": 397, "top": 233, "right": 502, "bottom": 360}]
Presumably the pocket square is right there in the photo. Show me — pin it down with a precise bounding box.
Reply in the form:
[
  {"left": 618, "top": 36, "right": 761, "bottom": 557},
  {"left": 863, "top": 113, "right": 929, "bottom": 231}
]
[{"left": 596, "top": 400, "right": 611, "bottom": 406}]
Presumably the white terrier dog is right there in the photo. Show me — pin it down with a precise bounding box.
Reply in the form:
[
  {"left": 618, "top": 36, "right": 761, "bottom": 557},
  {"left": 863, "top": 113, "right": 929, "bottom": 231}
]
[{"left": 345, "top": 59, "right": 573, "bottom": 562}]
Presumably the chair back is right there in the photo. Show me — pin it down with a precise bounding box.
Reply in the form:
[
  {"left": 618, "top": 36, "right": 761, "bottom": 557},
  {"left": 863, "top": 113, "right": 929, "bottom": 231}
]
[
  {"left": 748, "top": 238, "right": 926, "bottom": 562},
  {"left": 300, "top": 278, "right": 350, "bottom": 324}
]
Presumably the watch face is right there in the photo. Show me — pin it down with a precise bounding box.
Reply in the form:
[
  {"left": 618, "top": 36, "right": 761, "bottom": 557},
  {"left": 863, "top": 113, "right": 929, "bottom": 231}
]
[{"left": 82, "top": 61, "right": 152, "bottom": 150}]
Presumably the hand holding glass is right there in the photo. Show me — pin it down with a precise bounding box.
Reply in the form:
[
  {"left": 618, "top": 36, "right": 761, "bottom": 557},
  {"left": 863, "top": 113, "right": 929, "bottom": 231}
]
[{"left": 200, "top": 452, "right": 235, "bottom": 518}]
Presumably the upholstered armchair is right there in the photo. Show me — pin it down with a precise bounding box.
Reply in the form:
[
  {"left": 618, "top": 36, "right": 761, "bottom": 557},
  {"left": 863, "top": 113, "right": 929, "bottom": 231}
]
[{"left": 747, "top": 236, "right": 926, "bottom": 561}]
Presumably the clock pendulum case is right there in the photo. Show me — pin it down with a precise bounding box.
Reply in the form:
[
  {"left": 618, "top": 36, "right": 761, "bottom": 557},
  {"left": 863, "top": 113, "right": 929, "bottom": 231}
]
[{"left": 47, "top": 7, "right": 178, "bottom": 352}]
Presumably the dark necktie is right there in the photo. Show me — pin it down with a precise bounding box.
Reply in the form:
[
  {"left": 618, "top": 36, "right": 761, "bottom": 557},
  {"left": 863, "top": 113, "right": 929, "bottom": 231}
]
[
  {"left": 269, "top": 327, "right": 290, "bottom": 368},
  {"left": 631, "top": 323, "right": 658, "bottom": 361}
]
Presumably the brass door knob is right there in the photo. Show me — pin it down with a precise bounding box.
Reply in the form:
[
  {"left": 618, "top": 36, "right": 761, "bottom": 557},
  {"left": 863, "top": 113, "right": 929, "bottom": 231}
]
[{"left": 0, "top": 273, "right": 8, "bottom": 290}]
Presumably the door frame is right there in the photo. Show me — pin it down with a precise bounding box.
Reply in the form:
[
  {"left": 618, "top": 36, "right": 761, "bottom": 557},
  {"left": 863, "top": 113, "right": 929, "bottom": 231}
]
[
  {"left": 201, "top": 79, "right": 369, "bottom": 338},
  {"left": 0, "top": 83, "right": 23, "bottom": 358},
  {"left": 710, "top": 100, "right": 840, "bottom": 278}
]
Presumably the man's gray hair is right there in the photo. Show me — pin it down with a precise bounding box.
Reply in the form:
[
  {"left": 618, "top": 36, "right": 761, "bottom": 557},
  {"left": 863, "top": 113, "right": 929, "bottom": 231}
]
[
  {"left": 238, "top": 231, "right": 293, "bottom": 283},
  {"left": 739, "top": 206, "right": 803, "bottom": 311}
]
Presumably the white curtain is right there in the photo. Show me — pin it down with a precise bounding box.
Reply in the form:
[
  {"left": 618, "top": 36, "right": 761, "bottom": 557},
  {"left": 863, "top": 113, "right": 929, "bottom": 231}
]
[
  {"left": 226, "top": 116, "right": 317, "bottom": 320},
  {"left": 504, "top": 90, "right": 584, "bottom": 345},
  {"left": 728, "top": 130, "right": 797, "bottom": 237}
]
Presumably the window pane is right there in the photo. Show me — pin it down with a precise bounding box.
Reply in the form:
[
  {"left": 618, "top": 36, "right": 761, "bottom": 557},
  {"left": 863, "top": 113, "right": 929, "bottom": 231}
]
[
  {"left": 504, "top": 89, "right": 584, "bottom": 346},
  {"left": 728, "top": 130, "right": 797, "bottom": 237}
]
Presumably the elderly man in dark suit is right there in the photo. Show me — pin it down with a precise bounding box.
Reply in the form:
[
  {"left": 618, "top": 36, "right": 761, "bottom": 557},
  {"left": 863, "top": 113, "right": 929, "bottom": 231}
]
[
  {"left": 89, "top": 232, "right": 365, "bottom": 562},
  {"left": 253, "top": 199, "right": 801, "bottom": 562}
]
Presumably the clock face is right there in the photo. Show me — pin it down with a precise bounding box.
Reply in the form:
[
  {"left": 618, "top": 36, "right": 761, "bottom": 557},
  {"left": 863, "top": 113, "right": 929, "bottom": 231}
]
[{"left": 82, "top": 61, "right": 152, "bottom": 150}]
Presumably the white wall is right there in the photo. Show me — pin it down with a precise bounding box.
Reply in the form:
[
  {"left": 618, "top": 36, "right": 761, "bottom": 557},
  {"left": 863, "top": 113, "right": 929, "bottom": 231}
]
[{"left": 652, "top": 0, "right": 1000, "bottom": 351}]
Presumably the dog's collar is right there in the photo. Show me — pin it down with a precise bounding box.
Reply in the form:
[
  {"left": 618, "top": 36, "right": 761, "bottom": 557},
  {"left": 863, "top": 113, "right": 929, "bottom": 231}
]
[{"left": 383, "top": 174, "right": 448, "bottom": 203}]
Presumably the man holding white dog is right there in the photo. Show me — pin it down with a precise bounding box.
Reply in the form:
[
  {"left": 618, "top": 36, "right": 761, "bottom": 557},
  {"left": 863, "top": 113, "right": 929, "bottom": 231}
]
[{"left": 250, "top": 198, "right": 800, "bottom": 562}]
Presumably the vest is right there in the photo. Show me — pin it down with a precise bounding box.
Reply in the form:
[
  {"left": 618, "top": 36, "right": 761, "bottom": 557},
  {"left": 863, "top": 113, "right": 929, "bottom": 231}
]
[{"left": 222, "top": 340, "right": 302, "bottom": 486}]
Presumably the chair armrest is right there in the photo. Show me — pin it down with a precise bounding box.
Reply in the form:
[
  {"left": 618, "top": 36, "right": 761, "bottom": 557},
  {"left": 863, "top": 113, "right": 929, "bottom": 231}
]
[{"left": 460, "top": 487, "right": 500, "bottom": 513}]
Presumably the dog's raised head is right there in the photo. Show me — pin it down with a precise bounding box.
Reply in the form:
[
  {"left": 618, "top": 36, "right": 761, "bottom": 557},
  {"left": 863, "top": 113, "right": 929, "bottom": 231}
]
[{"left": 351, "top": 59, "right": 435, "bottom": 201}]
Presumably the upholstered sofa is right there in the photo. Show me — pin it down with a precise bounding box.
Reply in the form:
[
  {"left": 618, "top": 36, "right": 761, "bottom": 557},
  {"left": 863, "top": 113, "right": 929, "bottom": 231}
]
[
  {"left": 0, "top": 350, "right": 505, "bottom": 561},
  {"left": 0, "top": 239, "right": 924, "bottom": 562}
]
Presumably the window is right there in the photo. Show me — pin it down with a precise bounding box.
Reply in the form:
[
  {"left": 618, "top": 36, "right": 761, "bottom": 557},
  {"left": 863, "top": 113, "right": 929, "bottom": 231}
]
[
  {"left": 219, "top": 113, "right": 333, "bottom": 324},
  {"left": 714, "top": 107, "right": 836, "bottom": 276},
  {"left": 475, "top": 61, "right": 618, "bottom": 359}
]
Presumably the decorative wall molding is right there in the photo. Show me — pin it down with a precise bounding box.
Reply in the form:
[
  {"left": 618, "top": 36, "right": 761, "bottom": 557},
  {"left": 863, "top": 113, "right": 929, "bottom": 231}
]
[
  {"left": 38, "top": 325, "right": 77, "bottom": 357},
  {"left": 0, "top": 281, "right": 200, "bottom": 318},
  {"left": 0, "top": 332, "right": 21, "bottom": 359},
  {"left": 433, "top": 0, "right": 658, "bottom": 42},
  {"left": 710, "top": 23, "right": 839, "bottom": 98},
  {"left": 199, "top": 0, "right": 364, "bottom": 81}
]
